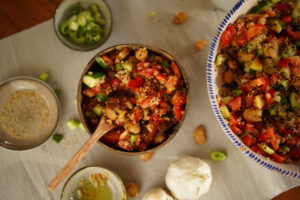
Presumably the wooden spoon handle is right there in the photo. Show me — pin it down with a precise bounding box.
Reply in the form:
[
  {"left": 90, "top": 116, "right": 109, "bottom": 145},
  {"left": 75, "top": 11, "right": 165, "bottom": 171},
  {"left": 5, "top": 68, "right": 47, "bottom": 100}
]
[{"left": 47, "top": 119, "right": 114, "bottom": 191}]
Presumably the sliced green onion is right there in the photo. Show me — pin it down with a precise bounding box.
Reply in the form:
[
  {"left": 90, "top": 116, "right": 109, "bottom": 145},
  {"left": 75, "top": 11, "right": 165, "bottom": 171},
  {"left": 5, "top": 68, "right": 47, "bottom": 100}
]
[
  {"left": 69, "top": 3, "right": 81, "bottom": 15},
  {"left": 68, "top": 31, "right": 85, "bottom": 44},
  {"left": 90, "top": 4, "right": 100, "bottom": 14},
  {"left": 53, "top": 133, "right": 64, "bottom": 143},
  {"left": 96, "top": 93, "right": 108, "bottom": 102},
  {"left": 79, "top": 123, "right": 86, "bottom": 131},
  {"left": 258, "top": 143, "right": 274, "bottom": 155},
  {"left": 210, "top": 151, "right": 226, "bottom": 161},
  {"left": 59, "top": 20, "right": 70, "bottom": 35},
  {"left": 39, "top": 72, "right": 49, "bottom": 82},
  {"left": 67, "top": 119, "right": 80, "bottom": 130},
  {"left": 161, "top": 60, "right": 170, "bottom": 68}
]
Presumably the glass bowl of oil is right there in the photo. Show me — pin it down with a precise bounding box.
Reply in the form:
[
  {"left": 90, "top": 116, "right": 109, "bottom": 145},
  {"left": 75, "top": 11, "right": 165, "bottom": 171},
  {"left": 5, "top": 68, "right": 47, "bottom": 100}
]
[{"left": 61, "top": 166, "right": 126, "bottom": 200}]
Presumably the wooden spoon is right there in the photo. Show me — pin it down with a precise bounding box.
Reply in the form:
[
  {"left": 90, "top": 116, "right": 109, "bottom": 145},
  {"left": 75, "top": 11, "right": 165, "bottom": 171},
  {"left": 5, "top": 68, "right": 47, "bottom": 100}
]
[{"left": 47, "top": 117, "right": 115, "bottom": 191}]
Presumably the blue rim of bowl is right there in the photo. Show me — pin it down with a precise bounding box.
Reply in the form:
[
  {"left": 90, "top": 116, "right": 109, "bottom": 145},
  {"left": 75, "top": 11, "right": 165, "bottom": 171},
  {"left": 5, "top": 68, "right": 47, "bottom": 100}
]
[
  {"left": 0, "top": 76, "right": 61, "bottom": 150},
  {"left": 206, "top": 0, "right": 300, "bottom": 178},
  {"left": 53, "top": 0, "right": 113, "bottom": 51}
]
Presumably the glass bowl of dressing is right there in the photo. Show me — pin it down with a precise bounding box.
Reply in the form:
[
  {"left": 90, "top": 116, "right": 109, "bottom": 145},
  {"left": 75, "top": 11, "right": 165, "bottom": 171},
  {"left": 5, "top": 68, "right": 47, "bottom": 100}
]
[
  {"left": 61, "top": 166, "right": 126, "bottom": 200},
  {"left": 0, "top": 76, "right": 60, "bottom": 150}
]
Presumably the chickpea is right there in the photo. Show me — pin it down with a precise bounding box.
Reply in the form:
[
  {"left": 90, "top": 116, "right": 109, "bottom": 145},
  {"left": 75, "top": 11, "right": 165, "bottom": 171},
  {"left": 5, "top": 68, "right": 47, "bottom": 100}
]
[
  {"left": 223, "top": 70, "right": 234, "bottom": 84},
  {"left": 173, "top": 11, "right": 188, "bottom": 24},
  {"left": 227, "top": 59, "right": 238, "bottom": 69},
  {"left": 125, "top": 183, "right": 140, "bottom": 198},
  {"left": 124, "top": 120, "right": 141, "bottom": 134},
  {"left": 243, "top": 109, "right": 262, "bottom": 122},
  {"left": 135, "top": 48, "right": 148, "bottom": 61}
]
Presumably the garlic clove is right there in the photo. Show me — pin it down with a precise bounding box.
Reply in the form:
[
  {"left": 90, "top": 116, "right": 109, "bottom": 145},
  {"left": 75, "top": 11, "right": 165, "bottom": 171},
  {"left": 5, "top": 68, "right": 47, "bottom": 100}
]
[
  {"left": 165, "top": 156, "right": 212, "bottom": 200},
  {"left": 142, "top": 187, "right": 174, "bottom": 200}
]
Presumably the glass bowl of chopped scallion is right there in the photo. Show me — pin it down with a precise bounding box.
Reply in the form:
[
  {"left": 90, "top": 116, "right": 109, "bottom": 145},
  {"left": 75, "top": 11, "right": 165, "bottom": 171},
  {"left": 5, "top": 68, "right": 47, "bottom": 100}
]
[{"left": 53, "top": 0, "right": 112, "bottom": 51}]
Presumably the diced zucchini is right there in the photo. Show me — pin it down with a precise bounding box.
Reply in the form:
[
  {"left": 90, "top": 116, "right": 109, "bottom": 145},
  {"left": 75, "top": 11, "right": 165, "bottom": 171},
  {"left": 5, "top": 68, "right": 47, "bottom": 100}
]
[
  {"left": 254, "top": 95, "right": 265, "bottom": 109},
  {"left": 233, "top": 89, "right": 242, "bottom": 96},
  {"left": 95, "top": 56, "right": 110, "bottom": 69},
  {"left": 67, "top": 119, "right": 80, "bottom": 130},
  {"left": 116, "top": 64, "right": 123, "bottom": 71},
  {"left": 244, "top": 63, "right": 251, "bottom": 73},
  {"left": 258, "top": 143, "right": 274, "bottom": 155},
  {"left": 83, "top": 74, "right": 100, "bottom": 88},
  {"left": 268, "top": 19, "right": 285, "bottom": 33},
  {"left": 93, "top": 105, "right": 104, "bottom": 116},
  {"left": 222, "top": 96, "right": 233, "bottom": 104},
  {"left": 280, "top": 96, "right": 288, "bottom": 105},
  {"left": 256, "top": 46, "right": 263, "bottom": 56},
  {"left": 280, "top": 79, "right": 289, "bottom": 88},
  {"left": 289, "top": 93, "right": 300, "bottom": 108},
  {"left": 215, "top": 54, "right": 227, "bottom": 66},
  {"left": 130, "top": 135, "right": 137, "bottom": 144},
  {"left": 249, "top": 57, "right": 263, "bottom": 72},
  {"left": 269, "top": 108, "right": 277, "bottom": 116},
  {"left": 278, "top": 146, "right": 290, "bottom": 155},
  {"left": 39, "top": 72, "right": 49, "bottom": 82},
  {"left": 220, "top": 105, "right": 230, "bottom": 119},
  {"left": 96, "top": 93, "right": 108, "bottom": 102},
  {"left": 280, "top": 67, "right": 290, "bottom": 79},
  {"left": 122, "top": 61, "right": 133, "bottom": 71}
]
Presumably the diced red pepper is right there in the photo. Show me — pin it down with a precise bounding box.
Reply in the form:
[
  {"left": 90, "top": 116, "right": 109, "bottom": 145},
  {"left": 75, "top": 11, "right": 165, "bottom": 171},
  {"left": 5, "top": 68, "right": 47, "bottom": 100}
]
[
  {"left": 262, "top": 80, "right": 271, "bottom": 92},
  {"left": 229, "top": 114, "right": 238, "bottom": 126},
  {"left": 171, "top": 62, "right": 181, "bottom": 79},
  {"left": 220, "top": 24, "right": 237, "bottom": 46},
  {"left": 154, "top": 70, "right": 168, "bottom": 84},
  {"left": 287, "top": 29, "right": 300, "bottom": 41},
  {"left": 132, "top": 108, "right": 143, "bottom": 124},
  {"left": 228, "top": 96, "right": 242, "bottom": 111},
  {"left": 242, "top": 134, "right": 254, "bottom": 147},
  {"left": 289, "top": 148, "right": 300, "bottom": 161},
  {"left": 111, "top": 78, "right": 121, "bottom": 87},
  {"left": 259, "top": 134, "right": 269, "bottom": 142},
  {"left": 231, "top": 124, "right": 242, "bottom": 135},
  {"left": 282, "top": 16, "right": 292, "bottom": 23},
  {"left": 271, "top": 153, "right": 287, "bottom": 163},
  {"left": 279, "top": 58, "right": 290, "bottom": 68},
  {"left": 128, "top": 76, "right": 144, "bottom": 92},
  {"left": 279, "top": 127, "right": 291, "bottom": 136},
  {"left": 236, "top": 34, "right": 248, "bottom": 46},
  {"left": 270, "top": 73, "right": 279, "bottom": 83},
  {"left": 91, "top": 86, "right": 100, "bottom": 94},
  {"left": 172, "top": 91, "right": 186, "bottom": 121},
  {"left": 277, "top": 36, "right": 285, "bottom": 46},
  {"left": 245, "top": 94, "right": 254, "bottom": 107},
  {"left": 246, "top": 24, "right": 265, "bottom": 40},
  {"left": 245, "top": 123, "right": 254, "bottom": 133},
  {"left": 252, "top": 77, "right": 267, "bottom": 87},
  {"left": 101, "top": 127, "right": 123, "bottom": 144},
  {"left": 267, "top": 88, "right": 276, "bottom": 95},
  {"left": 276, "top": 3, "right": 291, "bottom": 12},
  {"left": 102, "top": 55, "right": 114, "bottom": 65}
]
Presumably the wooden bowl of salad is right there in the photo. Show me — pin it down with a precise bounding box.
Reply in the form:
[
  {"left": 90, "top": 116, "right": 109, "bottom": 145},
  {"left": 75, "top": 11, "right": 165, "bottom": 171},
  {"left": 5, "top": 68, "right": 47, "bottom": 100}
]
[
  {"left": 207, "top": 0, "right": 300, "bottom": 177},
  {"left": 78, "top": 44, "right": 189, "bottom": 155}
]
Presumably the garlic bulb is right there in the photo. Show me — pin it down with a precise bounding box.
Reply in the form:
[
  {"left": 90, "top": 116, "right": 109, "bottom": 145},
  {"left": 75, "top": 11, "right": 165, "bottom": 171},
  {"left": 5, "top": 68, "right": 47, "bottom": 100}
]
[
  {"left": 142, "top": 187, "right": 174, "bottom": 200},
  {"left": 165, "top": 156, "right": 212, "bottom": 200}
]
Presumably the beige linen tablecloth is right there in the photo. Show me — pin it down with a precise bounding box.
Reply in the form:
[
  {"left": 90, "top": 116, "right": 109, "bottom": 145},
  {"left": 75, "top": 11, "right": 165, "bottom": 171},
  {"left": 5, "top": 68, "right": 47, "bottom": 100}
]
[{"left": 0, "top": 0, "right": 299, "bottom": 199}]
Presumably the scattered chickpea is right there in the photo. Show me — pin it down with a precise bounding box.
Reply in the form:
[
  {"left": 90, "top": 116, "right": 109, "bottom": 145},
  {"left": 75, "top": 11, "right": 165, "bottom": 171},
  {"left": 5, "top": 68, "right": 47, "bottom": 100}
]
[
  {"left": 193, "top": 125, "right": 207, "bottom": 144},
  {"left": 173, "top": 11, "right": 188, "bottom": 24},
  {"left": 140, "top": 151, "right": 154, "bottom": 161},
  {"left": 223, "top": 70, "right": 234, "bottom": 84},
  {"left": 125, "top": 182, "right": 140, "bottom": 198},
  {"left": 135, "top": 48, "right": 148, "bottom": 61},
  {"left": 195, "top": 40, "right": 207, "bottom": 51}
]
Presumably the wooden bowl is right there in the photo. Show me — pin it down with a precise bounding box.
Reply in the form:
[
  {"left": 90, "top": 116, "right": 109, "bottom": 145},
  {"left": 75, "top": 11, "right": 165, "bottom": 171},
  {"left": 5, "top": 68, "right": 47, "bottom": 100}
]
[{"left": 77, "top": 44, "right": 190, "bottom": 155}]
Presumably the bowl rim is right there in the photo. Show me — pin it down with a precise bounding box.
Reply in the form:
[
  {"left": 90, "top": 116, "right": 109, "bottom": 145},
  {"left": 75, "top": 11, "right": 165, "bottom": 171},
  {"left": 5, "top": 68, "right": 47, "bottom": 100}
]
[
  {"left": 206, "top": 0, "right": 300, "bottom": 178},
  {"left": 0, "top": 76, "right": 61, "bottom": 151},
  {"left": 77, "top": 43, "right": 190, "bottom": 155},
  {"left": 53, "top": 0, "right": 113, "bottom": 51},
  {"left": 60, "top": 166, "right": 127, "bottom": 200}
]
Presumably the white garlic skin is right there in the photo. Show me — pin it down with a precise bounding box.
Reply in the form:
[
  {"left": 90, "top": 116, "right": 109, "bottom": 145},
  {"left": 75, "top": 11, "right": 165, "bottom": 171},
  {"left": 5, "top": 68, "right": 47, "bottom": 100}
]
[
  {"left": 165, "top": 156, "right": 212, "bottom": 200},
  {"left": 142, "top": 187, "right": 174, "bottom": 200}
]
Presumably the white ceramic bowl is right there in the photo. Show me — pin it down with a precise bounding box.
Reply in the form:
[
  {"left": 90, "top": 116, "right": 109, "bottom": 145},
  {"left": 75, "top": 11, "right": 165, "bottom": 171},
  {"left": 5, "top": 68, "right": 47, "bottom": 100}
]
[
  {"left": 206, "top": 0, "right": 300, "bottom": 178},
  {"left": 61, "top": 166, "right": 126, "bottom": 200},
  {"left": 53, "top": 0, "right": 113, "bottom": 51}
]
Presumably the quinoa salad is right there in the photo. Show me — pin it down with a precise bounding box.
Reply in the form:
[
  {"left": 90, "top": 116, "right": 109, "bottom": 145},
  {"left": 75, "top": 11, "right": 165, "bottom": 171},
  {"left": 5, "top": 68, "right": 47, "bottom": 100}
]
[
  {"left": 81, "top": 46, "right": 187, "bottom": 152},
  {"left": 216, "top": 0, "right": 300, "bottom": 163}
]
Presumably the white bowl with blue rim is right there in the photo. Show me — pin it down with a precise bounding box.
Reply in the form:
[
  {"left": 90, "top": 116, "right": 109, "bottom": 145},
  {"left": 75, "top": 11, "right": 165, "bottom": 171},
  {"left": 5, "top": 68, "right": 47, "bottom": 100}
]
[{"left": 206, "top": 0, "right": 300, "bottom": 178}]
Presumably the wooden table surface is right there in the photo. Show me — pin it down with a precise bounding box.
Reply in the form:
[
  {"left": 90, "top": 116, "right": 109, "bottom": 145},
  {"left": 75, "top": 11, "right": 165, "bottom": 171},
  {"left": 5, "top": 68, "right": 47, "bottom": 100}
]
[{"left": 0, "top": 0, "right": 299, "bottom": 199}]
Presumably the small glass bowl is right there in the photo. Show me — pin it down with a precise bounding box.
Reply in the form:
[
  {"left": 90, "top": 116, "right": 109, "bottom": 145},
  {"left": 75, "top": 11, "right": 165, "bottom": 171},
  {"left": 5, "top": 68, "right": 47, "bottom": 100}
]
[
  {"left": 53, "top": 0, "right": 113, "bottom": 51},
  {"left": 0, "top": 76, "right": 60, "bottom": 150},
  {"left": 61, "top": 166, "right": 126, "bottom": 200}
]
